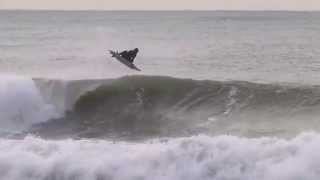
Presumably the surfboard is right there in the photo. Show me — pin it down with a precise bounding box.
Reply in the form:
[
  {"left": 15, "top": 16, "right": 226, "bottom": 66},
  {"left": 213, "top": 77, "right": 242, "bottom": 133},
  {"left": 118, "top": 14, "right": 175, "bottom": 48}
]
[{"left": 109, "top": 50, "right": 141, "bottom": 71}]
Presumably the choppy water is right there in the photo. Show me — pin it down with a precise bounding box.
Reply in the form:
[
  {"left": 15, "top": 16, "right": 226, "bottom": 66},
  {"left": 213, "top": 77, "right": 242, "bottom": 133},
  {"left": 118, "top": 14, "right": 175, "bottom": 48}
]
[
  {"left": 1, "top": 11, "right": 320, "bottom": 83},
  {"left": 1, "top": 10, "right": 320, "bottom": 180}
]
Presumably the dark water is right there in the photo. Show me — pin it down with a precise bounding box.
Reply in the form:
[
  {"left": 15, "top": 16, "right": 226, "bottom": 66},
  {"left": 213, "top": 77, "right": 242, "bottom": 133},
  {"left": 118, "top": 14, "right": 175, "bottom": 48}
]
[{"left": 28, "top": 75, "right": 320, "bottom": 139}]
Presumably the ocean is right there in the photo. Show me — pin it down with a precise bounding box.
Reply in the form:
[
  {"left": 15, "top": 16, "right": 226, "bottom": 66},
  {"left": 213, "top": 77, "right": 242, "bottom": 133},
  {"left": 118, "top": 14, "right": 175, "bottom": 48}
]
[{"left": 1, "top": 10, "right": 320, "bottom": 179}]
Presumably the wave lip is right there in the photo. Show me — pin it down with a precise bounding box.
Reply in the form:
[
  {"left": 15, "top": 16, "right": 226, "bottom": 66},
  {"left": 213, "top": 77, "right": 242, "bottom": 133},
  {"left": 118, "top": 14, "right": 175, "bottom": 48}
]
[{"left": 1, "top": 133, "right": 320, "bottom": 180}]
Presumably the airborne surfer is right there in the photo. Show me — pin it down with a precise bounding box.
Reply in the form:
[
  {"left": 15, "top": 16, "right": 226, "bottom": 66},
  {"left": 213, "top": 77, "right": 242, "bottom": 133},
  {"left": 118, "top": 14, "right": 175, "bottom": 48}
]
[
  {"left": 119, "top": 48, "right": 139, "bottom": 63},
  {"left": 109, "top": 48, "right": 141, "bottom": 71}
]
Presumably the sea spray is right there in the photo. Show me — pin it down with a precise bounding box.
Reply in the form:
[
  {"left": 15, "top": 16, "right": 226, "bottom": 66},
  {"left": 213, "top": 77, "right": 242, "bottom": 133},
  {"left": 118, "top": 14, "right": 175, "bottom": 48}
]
[{"left": 0, "top": 75, "right": 59, "bottom": 133}]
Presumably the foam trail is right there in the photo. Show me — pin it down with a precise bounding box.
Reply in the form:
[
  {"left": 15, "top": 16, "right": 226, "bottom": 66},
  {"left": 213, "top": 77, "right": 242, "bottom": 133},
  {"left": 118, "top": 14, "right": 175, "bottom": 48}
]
[
  {"left": 0, "top": 75, "right": 59, "bottom": 133},
  {"left": 0, "top": 133, "right": 320, "bottom": 180}
]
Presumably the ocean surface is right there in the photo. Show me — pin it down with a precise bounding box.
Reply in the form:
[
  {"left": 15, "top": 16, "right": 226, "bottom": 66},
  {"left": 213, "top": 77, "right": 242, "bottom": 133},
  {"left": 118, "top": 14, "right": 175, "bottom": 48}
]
[{"left": 1, "top": 10, "right": 320, "bottom": 179}]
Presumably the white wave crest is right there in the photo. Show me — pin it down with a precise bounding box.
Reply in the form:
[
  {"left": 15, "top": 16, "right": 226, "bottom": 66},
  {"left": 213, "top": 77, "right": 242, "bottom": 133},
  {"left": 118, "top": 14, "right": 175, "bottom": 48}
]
[{"left": 0, "top": 75, "right": 59, "bottom": 133}]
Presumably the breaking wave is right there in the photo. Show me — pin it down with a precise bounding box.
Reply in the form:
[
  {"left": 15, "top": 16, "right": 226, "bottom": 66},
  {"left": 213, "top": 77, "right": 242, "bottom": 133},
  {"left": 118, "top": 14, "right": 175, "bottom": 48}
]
[
  {"left": 2, "top": 75, "right": 320, "bottom": 179},
  {"left": 30, "top": 76, "right": 320, "bottom": 139},
  {"left": 0, "top": 75, "right": 59, "bottom": 135}
]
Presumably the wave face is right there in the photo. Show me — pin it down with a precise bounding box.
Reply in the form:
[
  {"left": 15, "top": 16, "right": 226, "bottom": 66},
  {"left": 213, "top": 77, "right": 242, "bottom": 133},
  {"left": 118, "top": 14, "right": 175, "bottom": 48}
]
[
  {"left": 0, "top": 75, "right": 59, "bottom": 135},
  {"left": 1, "top": 133, "right": 320, "bottom": 180},
  {"left": 30, "top": 76, "right": 320, "bottom": 139}
]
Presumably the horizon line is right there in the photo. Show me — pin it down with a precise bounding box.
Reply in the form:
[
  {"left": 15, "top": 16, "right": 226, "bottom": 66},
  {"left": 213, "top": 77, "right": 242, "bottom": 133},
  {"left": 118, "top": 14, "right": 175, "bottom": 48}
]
[{"left": 0, "top": 9, "right": 319, "bottom": 12}]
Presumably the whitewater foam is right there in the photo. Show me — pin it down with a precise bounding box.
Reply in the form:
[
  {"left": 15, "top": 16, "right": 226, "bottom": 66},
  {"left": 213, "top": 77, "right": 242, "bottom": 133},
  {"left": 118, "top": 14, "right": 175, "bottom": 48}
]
[
  {"left": 0, "top": 133, "right": 320, "bottom": 180},
  {"left": 0, "top": 75, "right": 59, "bottom": 134}
]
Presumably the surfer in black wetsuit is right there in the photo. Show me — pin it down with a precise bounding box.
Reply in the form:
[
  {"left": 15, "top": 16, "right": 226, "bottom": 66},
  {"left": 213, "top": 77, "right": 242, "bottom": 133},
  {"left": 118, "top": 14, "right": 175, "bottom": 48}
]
[{"left": 119, "top": 48, "right": 139, "bottom": 63}]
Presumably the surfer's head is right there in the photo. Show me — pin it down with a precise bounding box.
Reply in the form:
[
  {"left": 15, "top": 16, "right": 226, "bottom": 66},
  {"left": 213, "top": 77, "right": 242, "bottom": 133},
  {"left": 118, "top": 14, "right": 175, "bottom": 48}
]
[{"left": 134, "top": 48, "right": 139, "bottom": 52}]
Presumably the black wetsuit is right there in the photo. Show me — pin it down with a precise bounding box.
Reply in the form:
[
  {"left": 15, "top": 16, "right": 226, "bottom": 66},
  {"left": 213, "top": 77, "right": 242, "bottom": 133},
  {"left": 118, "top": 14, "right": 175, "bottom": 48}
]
[{"left": 120, "top": 49, "right": 138, "bottom": 63}]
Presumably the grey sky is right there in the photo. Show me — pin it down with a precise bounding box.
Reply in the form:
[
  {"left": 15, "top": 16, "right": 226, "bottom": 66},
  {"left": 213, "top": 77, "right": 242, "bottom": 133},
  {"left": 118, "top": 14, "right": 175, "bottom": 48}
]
[{"left": 0, "top": 0, "right": 319, "bottom": 10}]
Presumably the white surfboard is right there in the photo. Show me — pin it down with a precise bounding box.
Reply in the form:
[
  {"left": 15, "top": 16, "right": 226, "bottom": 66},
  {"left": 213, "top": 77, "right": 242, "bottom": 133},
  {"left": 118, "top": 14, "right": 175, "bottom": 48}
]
[{"left": 109, "top": 50, "right": 141, "bottom": 71}]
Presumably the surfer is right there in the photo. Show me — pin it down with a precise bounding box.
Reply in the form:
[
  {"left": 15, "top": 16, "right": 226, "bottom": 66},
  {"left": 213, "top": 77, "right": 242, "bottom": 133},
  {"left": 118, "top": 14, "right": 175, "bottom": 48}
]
[
  {"left": 119, "top": 48, "right": 139, "bottom": 63},
  {"left": 108, "top": 48, "right": 141, "bottom": 71}
]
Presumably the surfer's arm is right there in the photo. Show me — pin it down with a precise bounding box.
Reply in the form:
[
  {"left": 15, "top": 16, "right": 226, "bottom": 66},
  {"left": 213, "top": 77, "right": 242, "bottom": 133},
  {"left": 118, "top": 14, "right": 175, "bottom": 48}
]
[{"left": 130, "top": 53, "right": 137, "bottom": 62}]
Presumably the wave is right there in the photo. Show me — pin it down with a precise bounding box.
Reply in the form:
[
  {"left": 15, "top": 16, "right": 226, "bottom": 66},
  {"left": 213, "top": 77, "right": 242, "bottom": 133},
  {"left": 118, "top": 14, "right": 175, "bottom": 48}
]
[
  {"left": 1, "top": 133, "right": 320, "bottom": 180},
  {"left": 29, "top": 75, "right": 320, "bottom": 139}
]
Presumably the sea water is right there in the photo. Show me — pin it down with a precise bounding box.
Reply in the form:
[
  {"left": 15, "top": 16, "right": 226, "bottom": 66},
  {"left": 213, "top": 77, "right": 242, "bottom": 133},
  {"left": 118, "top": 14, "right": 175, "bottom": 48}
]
[{"left": 1, "top": 11, "right": 320, "bottom": 180}]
